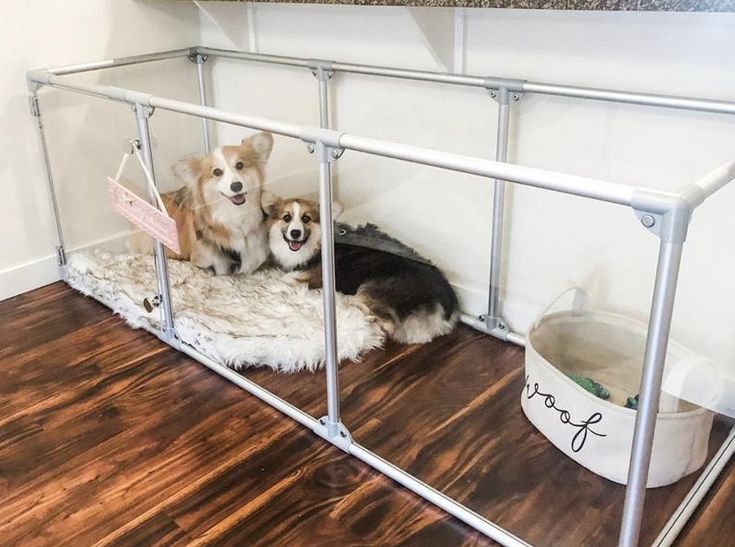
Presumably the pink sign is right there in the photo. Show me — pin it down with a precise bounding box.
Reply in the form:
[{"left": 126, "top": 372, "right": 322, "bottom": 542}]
[{"left": 107, "top": 177, "right": 181, "bottom": 255}]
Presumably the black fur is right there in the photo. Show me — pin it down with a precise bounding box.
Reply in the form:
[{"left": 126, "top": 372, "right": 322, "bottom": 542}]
[
  {"left": 335, "top": 222, "right": 429, "bottom": 264},
  {"left": 222, "top": 247, "right": 242, "bottom": 275},
  {"left": 333, "top": 242, "right": 458, "bottom": 322},
  {"left": 270, "top": 214, "right": 459, "bottom": 331}
]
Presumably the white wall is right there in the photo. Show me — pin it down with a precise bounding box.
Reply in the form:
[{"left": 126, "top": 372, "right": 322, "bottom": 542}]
[
  {"left": 200, "top": 4, "right": 735, "bottom": 370},
  {"left": 5, "top": 2, "right": 734, "bottom": 373},
  {"left": 0, "top": 0, "right": 202, "bottom": 300}
]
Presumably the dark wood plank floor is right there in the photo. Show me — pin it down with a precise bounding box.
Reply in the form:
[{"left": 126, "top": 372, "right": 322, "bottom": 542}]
[{"left": 0, "top": 282, "right": 732, "bottom": 546}]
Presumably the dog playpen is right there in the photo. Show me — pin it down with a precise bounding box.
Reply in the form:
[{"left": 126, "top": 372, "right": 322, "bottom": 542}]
[{"left": 27, "top": 46, "right": 735, "bottom": 547}]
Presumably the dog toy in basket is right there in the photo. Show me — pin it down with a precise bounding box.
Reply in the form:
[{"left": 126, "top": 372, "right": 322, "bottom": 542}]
[
  {"left": 625, "top": 394, "right": 639, "bottom": 410},
  {"left": 565, "top": 372, "right": 610, "bottom": 400}
]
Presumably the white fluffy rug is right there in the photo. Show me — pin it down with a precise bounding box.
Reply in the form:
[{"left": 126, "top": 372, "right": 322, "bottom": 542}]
[{"left": 66, "top": 249, "right": 385, "bottom": 372}]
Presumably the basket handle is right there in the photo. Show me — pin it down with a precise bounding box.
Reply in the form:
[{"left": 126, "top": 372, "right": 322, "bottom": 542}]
[{"left": 532, "top": 287, "right": 588, "bottom": 331}]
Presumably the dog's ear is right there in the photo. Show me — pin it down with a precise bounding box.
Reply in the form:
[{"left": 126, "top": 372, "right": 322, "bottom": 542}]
[
  {"left": 172, "top": 157, "right": 202, "bottom": 186},
  {"left": 242, "top": 131, "right": 274, "bottom": 163},
  {"left": 261, "top": 190, "right": 281, "bottom": 219}
]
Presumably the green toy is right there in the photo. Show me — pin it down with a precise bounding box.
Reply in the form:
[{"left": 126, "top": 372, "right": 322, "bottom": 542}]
[
  {"left": 625, "top": 394, "right": 639, "bottom": 410},
  {"left": 565, "top": 372, "right": 610, "bottom": 400}
]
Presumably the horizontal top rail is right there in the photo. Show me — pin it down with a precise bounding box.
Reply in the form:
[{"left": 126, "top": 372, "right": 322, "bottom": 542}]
[
  {"left": 150, "top": 95, "right": 304, "bottom": 140},
  {"left": 46, "top": 48, "right": 193, "bottom": 76},
  {"left": 327, "top": 60, "right": 491, "bottom": 88},
  {"left": 30, "top": 46, "right": 735, "bottom": 117},
  {"left": 199, "top": 47, "right": 317, "bottom": 69},
  {"left": 522, "top": 82, "right": 735, "bottom": 116},
  {"left": 27, "top": 47, "right": 734, "bottom": 212},
  {"left": 30, "top": 71, "right": 652, "bottom": 210},
  {"left": 197, "top": 46, "right": 735, "bottom": 116},
  {"left": 338, "top": 134, "right": 636, "bottom": 206}
]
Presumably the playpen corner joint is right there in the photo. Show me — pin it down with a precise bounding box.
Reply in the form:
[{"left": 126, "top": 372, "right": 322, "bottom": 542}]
[
  {"left": 26, "top": 69, "right": 51, "bottom": 91},
  {"left": 631, "top": 189, "right": 693, "bottom": 244}
]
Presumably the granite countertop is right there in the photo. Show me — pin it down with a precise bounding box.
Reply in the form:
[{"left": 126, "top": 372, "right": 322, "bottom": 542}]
[{"left": 199, "top": 0, "right": 735, "bottom": 11}]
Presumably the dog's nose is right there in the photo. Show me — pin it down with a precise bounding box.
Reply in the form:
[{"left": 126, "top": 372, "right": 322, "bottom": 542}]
[
  {"left": 230, "top": 181, "right": 243, "bottom": 193},
  {"left": 290, "top": 229, "right": 302, "bottom": 239}
]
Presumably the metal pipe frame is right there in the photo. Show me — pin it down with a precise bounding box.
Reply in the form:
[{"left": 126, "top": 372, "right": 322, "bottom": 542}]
[
  {"left": 28, "top": 89, "right": 67, "bottom": 270},
  {"left": 134, "top": 104, "right": 176, "bottom": 341},
  {"left": 45, "top": 47, "right": 193, "bottom": 76},
  {"left": 653, "top": 423, "right": 735, "bottom": 547},
  {"left": 620, "top": 239, "right": 685, "bottom": 547},
  {"left": 191, "top": 52, "right": 211, "bottom": 153},
  {"left": 314, "top": 67, "right": 343, "bottom": 437},
  {"left": 318, "top": 149, "right": 342, "bottom": 435},
  {"left": 26, "top": 46, "right": 735, "bottom": 547},
  {"left": 486, "top": 86, "right": 512, "bottom": 335}
]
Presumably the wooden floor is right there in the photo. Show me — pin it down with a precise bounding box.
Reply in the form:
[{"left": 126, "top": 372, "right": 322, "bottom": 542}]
[{"left": 0, "top": 282, "right": 732, "bottom": 546}]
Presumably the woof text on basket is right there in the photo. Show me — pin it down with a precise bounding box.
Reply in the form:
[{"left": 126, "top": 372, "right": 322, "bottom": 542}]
[{"left": 525, "top": 376, "right": 606, "bottom": 452}]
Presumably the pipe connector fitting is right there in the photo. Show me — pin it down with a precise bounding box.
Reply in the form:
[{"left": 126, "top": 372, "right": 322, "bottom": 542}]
[
  {"left": 309, "top": 59, "right": 336, "bottom": 73},
  {"left": 632, "top": 188, "right": 694, "bottom": 243},
  {"left": 187, "top": 46, "right": 208, "bottom": 64},
  {"left": 27, "top": 69, "right": 52, "bottom": 89},
  {"left": 483, "top": 77, "right": 526, "bottom": 94},
  {"left": 313, "top": 417, "right": 353, "bottom": 452},
  {"left": 105, "top": 87, "right": 153, "bottom": 107},
  {"left": 300, "top": 126, "right": 344, "bottom": 150}
]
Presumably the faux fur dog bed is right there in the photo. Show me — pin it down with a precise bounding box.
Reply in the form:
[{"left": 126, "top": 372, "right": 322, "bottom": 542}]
[{"left": 66, "top": 249, "right": 385, "bottom": 372}]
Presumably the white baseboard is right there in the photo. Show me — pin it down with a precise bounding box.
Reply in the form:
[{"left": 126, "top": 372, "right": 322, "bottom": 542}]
[
  {"left": 0, "top": 255, "right": 61, "bottom": 301},
  {"left": 0, "top": 230, "right": 131, "bottom": 302}
]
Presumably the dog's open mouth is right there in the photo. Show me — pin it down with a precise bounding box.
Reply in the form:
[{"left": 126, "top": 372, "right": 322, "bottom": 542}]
[
  {"left": 284, "top": 234, "right": 308, "bottom": 252},
  {"left": 228, "top": 194, "right": 247, "bottom": 206}
]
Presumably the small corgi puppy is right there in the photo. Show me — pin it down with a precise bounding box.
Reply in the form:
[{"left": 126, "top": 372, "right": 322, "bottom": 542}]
[
  {"left": 266, "top": 197, "right": 459, "bottom": 344},
  {"left": 130, "top": 132, "right": 273, "bottom": 275}
]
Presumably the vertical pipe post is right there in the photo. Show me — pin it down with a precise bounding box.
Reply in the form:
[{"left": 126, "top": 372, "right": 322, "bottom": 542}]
[
  {"left": 315, "top": 66, "right": 341, "bottom": 436},
  {"left": 134, "top": 104, "right": 176, "bottom": 341},
  {"left": 194, "top": 54, "right": 211, "bottom": 153},
  {"left": 28, "top": 88, "right": 67, "bottom": 270},
  {"left": 317, "top": 67, "right": 330, "bottom": 129},
  {"left": 317, "top": 142, "right": 341, "bottom": 435},
  {"left": 486, "top": 87, "right": 511, "bottom": 332},
  {"left": 619, "top": 238, "right": 685, "bottom": 547}
]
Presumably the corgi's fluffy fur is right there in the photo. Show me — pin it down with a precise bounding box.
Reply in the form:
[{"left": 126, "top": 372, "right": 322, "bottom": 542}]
[
  {"left": 130, "top": 132, "right": 273, "bottom": 275},
  {"left": 266, "top": 197, "right": 459, "bottom": 344}
]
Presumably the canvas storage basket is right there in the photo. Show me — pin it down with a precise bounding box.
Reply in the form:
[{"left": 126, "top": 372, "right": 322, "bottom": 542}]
[{"left": 521, "top": 288, "right": 714, "bottom": 488}]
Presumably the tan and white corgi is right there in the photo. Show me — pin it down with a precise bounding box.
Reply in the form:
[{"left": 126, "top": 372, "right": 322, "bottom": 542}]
[
  {"left": 130, "top": 131, "right": 273, "bottom": 275},
  {"left": 266, "top": 197, "right": 459, "bottom": 344}
]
